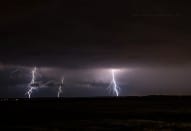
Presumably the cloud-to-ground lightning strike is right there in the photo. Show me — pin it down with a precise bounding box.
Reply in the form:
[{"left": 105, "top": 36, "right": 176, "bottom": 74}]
[
  {"left": 108, "top": 69, "right": 120, "bottom": 96},
  {"left": 57, "top": 78, "right": 64, "bottom": 98},
  {"left": 26, "top": 67, "right": 38, "bottom": 98}
]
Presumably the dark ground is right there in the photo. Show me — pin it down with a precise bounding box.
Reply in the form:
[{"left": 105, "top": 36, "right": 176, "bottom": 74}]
[{"left": 1, "top": 96, "right": 191, "bottom": 130}]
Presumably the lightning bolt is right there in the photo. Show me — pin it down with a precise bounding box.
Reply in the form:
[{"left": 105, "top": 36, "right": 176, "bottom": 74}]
[
  {"left": 31, "top": 67, "right": 36, "bottom": 84},
  {"left": 27, "top": 86, "right": 37, "bottom": 99},
  {"left": 26, "top": 67, "right": 38, "bottom": 98},
  {"left": 57, "top": 79, "right": 64, "bottom": 98},
  {"left": 108, "top": 69, "right": 120, "bottom": 96}
]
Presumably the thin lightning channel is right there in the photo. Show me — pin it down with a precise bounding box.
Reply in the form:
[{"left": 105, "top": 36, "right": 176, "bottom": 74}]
[
  {"left": 57, "top": 78, "right": 64, "bottom": 98},
  {"left": 31, "top": 67, "right": 36, "bottom": 84},
  {"left": 109, "top": 69, "right": 120, "bottom": 96},
  {"left": 26, "top": 67, "right": 38, "bottom": 98}
]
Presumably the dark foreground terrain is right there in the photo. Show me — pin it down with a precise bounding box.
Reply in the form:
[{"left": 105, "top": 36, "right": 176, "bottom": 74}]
[{"left": 1, "top": 96, "right": 191, "bottom": 130}]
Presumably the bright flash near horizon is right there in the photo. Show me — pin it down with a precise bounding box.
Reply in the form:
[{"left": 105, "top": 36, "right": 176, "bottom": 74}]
[
  {"left": 26, "top": 67, "right": 38, "bottom": 98},
  {"left": 108, "top": 69, "right": 120, "bottom": 96},
  {"left": 57, "top": 78, "right": 64, "bottom": 98}
]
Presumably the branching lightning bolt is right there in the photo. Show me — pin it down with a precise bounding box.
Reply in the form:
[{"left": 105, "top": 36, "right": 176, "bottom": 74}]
[
  {"left": 26, "top": 67, "right": 38, "bottom": 98},
  {"left": 57, "top": 79, "right": 64, "bottom": 98},
  {"left": 108, "top": 69, "right": 120, "bottom": 96}
]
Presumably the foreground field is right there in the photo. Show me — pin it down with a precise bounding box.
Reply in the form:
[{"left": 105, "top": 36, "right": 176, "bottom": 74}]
[{"left": 1, "top": 96, "right": 191, "bottom": 130}]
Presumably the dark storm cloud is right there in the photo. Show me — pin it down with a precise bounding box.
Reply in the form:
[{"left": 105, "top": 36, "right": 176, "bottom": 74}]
[
  {"left": 1, "top": 0, "right": 191, "bottom": 97},
  {"left": 2, "top": 65, "right": 191, "bottom": 97},
  {"left": 125, "top": 66, "right": 191, "bottom": 96},
  {"left": 0, "top": 0, "right": 191, "bottom": 68}
]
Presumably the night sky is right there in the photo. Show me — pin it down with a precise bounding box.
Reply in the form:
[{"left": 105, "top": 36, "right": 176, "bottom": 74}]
[{"left": 0, "top": 0, "right": 191, "bottom": 97}]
